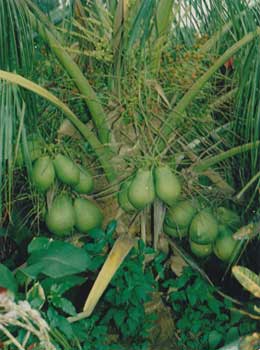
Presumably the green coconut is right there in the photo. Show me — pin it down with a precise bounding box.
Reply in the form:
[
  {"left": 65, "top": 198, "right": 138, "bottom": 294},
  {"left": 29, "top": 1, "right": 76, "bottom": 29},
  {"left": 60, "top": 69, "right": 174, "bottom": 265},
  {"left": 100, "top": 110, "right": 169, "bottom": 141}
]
[
  {"left": 45, "top": 195, "right": 75, "bottom": 236},
  {"left": 73, "top": 166, "right": 94, "bottom": 194},
  {"left": 74, "top": 198, "right": 103, "bottom": 233},
  {"left": 16, "top": 135, "right": 44, "bottom": 167},
  {"left": 154, "top": 165, "right": 181, "bottom": 205},
  {"left": 163, "top": 222, "right": 187, "bottom": 238},
  {"left": 166, "top": 200, "right": 197, "bottom": 229},
  {"left": 215, "top": 207, "right": 240, "bottom": 230},
  {"left": 53, "top": 154, "right": 80, "bottom": 186},
  {"left": 189, "top": 240, "right": 212, "bottom": 258},
  {"left": 128, "top": 169, "right": 155, "bottom": 210},
  {"left": 118, "top": 181, "right": 136, "bottom": 213},
  {"left": 32, "top": 156, "right": 55, "bottom": 192},
  {"left": 189, "top": 209, "right": 218, "bottom": 244},
  {"left": 213, "top": 225, "right": 238, "bottom": 261}
]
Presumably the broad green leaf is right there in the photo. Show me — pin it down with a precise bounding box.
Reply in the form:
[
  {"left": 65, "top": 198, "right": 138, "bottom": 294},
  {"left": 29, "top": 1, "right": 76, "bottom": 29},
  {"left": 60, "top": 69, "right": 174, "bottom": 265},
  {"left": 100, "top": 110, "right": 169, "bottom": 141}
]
[
  {"left": 232, "top": 266, "right": 260, "bottom": 298},
  {"left": 21, "top": 240, "right": 90, "bottom": 278},
  {"left": 0, "top": 264, "right": 18, "bottom": 294},
  {"left": 42, "top": 275, "right": 86, "bottom": 295},
  {"left": 28, "top": 237, "right": 53, "bottom": 253},
  {"left": 51, "top": 297, "right": 76, "bottom": 316}
]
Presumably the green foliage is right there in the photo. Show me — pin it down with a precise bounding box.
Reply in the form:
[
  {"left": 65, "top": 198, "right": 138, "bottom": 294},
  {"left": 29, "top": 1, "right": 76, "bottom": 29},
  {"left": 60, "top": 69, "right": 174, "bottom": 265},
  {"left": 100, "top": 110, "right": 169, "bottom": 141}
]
[
  {"left": 21, "top": 238, "right": 91, "bottom": 278},
  {"left": 101, "top": 240, "right": 157, "bottom": 349},
  {"left": 164, "top": 267, "right": 258, "bottom": 349},
  {"left": 0, "top": 263, "right": 18, "bottom": 293},
  {"left": 72, "top": 316, "right": 118, "bottom": 350},
  {"left": 6, "top": 221, "right": 156, "bottom": 349}
]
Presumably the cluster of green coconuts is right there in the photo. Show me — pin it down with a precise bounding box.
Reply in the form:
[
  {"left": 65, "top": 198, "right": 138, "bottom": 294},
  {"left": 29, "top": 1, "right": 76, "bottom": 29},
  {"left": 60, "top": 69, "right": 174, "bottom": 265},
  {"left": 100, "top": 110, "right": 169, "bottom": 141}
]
[
  {"left": 32, "top": 154, "right": 103, "bottom": 236},
  {"left": 118, "top": 165, "right": 182, "bottom": 211},
  {"left": 164, "top": 202, "right": 240, "bottom": 261},
  {"left": 117, "top": 164, "right": 239, "bottom": 262}
]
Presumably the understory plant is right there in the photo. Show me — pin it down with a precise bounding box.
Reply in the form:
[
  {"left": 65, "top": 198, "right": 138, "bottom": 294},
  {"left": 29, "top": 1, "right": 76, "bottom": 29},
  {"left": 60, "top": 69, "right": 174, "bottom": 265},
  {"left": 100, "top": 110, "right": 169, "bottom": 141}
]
[
  {"left": 0, "top": 223, "right": 159, "bottom": 350},
  {"left": 164, "top": 266, "right": 258, "bottom": 350}
]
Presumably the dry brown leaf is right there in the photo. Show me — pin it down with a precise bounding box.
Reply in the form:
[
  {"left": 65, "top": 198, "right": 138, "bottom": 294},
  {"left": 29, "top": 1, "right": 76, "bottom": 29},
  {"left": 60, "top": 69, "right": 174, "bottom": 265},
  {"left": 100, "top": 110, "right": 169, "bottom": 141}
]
[
  {"left": 170, "top": 254, "right": 187, "bottom": 277},
  {"left": 68, "top": 234, "right": 134, "bottom": 323}
]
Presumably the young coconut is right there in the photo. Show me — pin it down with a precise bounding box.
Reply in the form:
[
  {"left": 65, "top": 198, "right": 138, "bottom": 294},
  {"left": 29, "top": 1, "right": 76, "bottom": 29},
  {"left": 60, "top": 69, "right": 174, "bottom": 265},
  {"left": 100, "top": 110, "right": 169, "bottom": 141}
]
[
  {"left": 154, "top": 165, "right": 181, "bottom": 206},
  {"left": 189, "top": 240, "right": 212, "bottom": 258},
  {"left": 45, "top": 195, "right": 75, "bottom": 236},
  {"left": 16, "top": 136, "right": 44, "bottom": 167},
  {"left": 166, "top": 200, "right": 197, "bottom": 229},
  {"left": 118, "top": 181, "right": 136, "bottom": 213},
  {"left": 163, "top": 222, "right": 187, "bottom": 239},
  {"left": 213, "top": 225, "right": 238, "bottom": 262},
  {"left": 73, "top": 166, "right": 94, "bottom": 194},
  {"left": 189, "top": 209, "right": 218, "bottom": 244},
  {"left": 53, "top": 154, "right": 80, "bottom": 186},
  {"left": 74, "top": 198, "right": 103, "bottom": 233},
  {"left": 32, "top": 156, "right": 55, "bottom": 192},
  {"left": 128, "top": 169, "right": 155, "bottom": 210},
  {"left": 215, "top": 207, "right": 240, "bottom": 230}
]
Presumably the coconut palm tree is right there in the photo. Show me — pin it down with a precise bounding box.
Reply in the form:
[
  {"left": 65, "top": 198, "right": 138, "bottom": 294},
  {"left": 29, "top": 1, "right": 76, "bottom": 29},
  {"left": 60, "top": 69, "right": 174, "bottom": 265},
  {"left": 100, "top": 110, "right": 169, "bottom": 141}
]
[
  {"left": 1, "top": 0, "right": 260, "bottom": 223},
  {"left": 1, "top": 3, "right": 260, "bottom": 347}
]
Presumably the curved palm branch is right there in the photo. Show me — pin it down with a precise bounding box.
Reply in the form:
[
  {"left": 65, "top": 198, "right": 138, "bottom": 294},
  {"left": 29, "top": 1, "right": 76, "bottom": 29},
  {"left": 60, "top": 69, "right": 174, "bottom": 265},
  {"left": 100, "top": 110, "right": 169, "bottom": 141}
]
[
  {"left": 0, "top": 70, "right": 116, "bottom": 182},
  {"left": 25, "top": 0, "right": 111, "bottom": 145}
]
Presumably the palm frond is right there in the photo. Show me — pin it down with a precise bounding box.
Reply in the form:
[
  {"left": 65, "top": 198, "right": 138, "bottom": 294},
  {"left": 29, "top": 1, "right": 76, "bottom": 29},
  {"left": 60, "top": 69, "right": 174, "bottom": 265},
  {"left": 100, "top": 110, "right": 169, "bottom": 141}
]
[
  {"left": 215, "top": 0, "right": 260, "bottom": 204},
  {"left": 126, "top": 0, "right": 157, "bottom": 53},
  {"left": 26, "top": 0, "right": 112, "bottom": 145},
  {"left": 0, "top": 0, "right": 35, "bottom": 220},
  {"left": 0, "top": 0, "right": 33, "bottom": 73}
]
